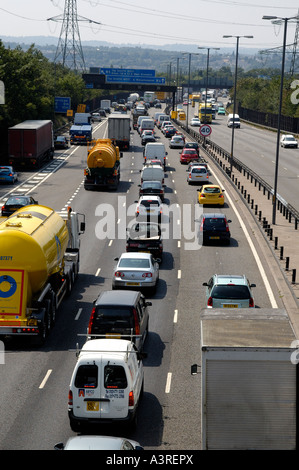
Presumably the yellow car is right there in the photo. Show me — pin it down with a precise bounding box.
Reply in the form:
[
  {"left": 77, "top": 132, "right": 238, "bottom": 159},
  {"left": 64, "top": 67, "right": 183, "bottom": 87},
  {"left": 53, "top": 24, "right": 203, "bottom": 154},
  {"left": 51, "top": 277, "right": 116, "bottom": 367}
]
[{"left": 197, "top": 185, "right": 225, "bottom": 206}]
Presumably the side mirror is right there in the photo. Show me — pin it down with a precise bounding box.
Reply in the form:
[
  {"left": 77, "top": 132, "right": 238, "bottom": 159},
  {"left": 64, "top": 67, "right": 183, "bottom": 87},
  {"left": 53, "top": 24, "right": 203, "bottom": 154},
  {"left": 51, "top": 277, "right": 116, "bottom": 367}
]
[
  {"left": 145, "top": 301, "right": 152, "bottom": 307},
  {"left": 191, "top": 364, "right": 199, "bottom": 375},
  {"left": 250, "top": 283, "right": 256, "bottom": 288},
  {"left": 202, "top": 282, "right": 208, "bottom": 286}
]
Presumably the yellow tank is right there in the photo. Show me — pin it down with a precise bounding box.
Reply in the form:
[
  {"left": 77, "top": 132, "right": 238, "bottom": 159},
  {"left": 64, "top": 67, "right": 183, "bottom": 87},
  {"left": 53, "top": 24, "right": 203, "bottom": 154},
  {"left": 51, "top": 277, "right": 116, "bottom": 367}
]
[
  {"left": 0, "top": 204, "right": 69, "bottom": 294},
  {"left": 87, "top": 138, "right": 120, "bottom": 170}
]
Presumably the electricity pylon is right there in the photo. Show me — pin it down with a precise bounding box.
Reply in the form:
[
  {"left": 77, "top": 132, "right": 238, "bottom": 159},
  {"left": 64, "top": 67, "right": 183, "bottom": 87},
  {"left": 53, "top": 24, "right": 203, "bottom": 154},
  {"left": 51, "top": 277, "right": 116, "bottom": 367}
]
[{"left": 48, "top": 0, "right": 100, "bottom": 72}]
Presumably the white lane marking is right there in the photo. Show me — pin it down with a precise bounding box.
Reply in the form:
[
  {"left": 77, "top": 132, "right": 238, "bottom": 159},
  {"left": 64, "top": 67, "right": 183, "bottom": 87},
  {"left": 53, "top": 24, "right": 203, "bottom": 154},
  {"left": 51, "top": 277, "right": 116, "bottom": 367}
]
[
  {"left": 173, "top": 310, "right": 178, "bottom": 323},
  {"left": 75, "top": 308, "right": 82, "bottom": 321},
  {"left": 39, "top": 370, "right": 52, "bottom": 389},
  {"left": 165, "top": 372, "right": 172, "bottom": 393},
  {"left": 213, "top": 173, "right": 278, "bottom": 308}
]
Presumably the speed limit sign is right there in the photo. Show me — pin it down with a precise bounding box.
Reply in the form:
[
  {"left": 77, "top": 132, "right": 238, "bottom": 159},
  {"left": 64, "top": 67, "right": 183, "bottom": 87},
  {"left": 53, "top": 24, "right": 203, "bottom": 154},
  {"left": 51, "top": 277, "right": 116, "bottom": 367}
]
[{"left": 199, "top": 124, "right": 212, "bottom": 137}]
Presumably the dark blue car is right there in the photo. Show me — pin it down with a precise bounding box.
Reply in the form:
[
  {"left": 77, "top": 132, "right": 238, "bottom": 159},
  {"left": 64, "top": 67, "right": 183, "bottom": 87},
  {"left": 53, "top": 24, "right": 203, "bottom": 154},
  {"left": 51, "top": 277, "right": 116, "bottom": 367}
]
[{"left": 0, "top": 166, "right": 18, "bottom": 184}]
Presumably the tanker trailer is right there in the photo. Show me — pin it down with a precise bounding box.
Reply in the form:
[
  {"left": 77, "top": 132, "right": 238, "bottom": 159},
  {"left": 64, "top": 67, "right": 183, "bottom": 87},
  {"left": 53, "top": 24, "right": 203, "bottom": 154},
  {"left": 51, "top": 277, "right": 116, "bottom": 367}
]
[
  {"left": 84, "top": 138, "right": 122, "bottom": 190},
  {"left": 0, "top": 205, "right": 85, "bottom": 345}
]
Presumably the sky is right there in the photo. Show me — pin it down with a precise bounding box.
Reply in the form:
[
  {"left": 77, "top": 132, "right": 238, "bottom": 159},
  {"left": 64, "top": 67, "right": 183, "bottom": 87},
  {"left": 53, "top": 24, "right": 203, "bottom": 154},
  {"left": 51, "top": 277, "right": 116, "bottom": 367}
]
[{"left": 0, "top": 0, "right": 299, "bottom": 51}]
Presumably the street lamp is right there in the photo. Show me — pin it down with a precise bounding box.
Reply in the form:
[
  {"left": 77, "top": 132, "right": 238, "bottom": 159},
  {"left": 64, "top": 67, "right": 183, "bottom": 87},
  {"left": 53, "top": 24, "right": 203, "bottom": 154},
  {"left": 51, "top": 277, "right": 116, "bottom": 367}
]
[
  {"left": 182, "top": 52, "right": 200, "bottom": 131},
  {"left": 262, "top": 15, "right": 298, "bottom": 225},
  {"left": 223, "top": 35, "right": 253, "bottom": 175},
  {"left": 198, "top": 47, "right": 220, "bottom": 142},
  {"left": 171, "top": 56, "right": 186, "bottom": 111}
]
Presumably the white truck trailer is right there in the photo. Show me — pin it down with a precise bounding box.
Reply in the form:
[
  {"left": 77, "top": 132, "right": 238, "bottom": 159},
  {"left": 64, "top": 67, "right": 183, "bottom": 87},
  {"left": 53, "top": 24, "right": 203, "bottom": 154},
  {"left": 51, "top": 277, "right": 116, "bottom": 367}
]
[
  {"left": 107, "top": 114, "right": 131, "bottom": 150},
  {"left": 192, "top": 308, "right": 298, "bottom": 450}
]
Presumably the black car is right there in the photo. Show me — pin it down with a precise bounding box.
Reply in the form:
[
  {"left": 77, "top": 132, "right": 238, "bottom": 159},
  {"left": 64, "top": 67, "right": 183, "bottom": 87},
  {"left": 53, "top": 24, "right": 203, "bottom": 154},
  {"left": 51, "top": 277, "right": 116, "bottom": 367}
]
[
  {"left": 1, "top": 195, "right": 38, "bottom": 216},
  {"left": 126, "top": 221, "right": 163, "bottom": 259},
  {"left": 198, "top": 212, "right": 231, "bottom": 245},
  {"left": 54, "top": 135, "right": 69, "bottom": 149},
  {"left": 183, "top": 142, "right": 200, "bottom": 155},
  {"left": 138, "top": 180, "right": 165, "bottom": 201},
  {"left": 164, "top": 127, "right": 176, "bottom": 138},
  {"left": 88, "top": 290, "right": 151, "bottom": 351},
  {"left": 141, "top": 132, "right": 156, "bottom": 146}
]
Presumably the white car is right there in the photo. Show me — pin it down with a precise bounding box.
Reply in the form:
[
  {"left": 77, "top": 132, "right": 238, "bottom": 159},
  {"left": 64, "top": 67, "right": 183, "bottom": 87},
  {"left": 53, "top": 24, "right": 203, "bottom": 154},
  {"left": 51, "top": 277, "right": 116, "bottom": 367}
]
[
  {"left": 191, "top": 117, "right": 201, "bottom": 126},
  {"left": 136, "top": 195, "right": 163, "bottom": 222},
  {"left": 54, "top": 435, "right": 144, "bottom": 450},
  {"left": 112, "top": 252, "right": 160, "bottom": 291},
  {"left": 91, "top": 113, "right": 102, "bottom": 121},
  {"left": 169, "top": 136, "right": 185, "bottom": 149},
  {"left": 187, "top": 165, "right": 209, "bottom": 185},
  {"left": 280, "top": 134, "right": 298, "bottom": 148}
]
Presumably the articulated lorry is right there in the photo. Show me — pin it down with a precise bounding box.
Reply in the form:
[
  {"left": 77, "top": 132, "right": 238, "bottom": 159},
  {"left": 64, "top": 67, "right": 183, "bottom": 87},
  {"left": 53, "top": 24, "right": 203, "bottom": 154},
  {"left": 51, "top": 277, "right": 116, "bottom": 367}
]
[
  {"left": 84, "top": 138, "right": 122, "bottom": 190},
  {"left": 8, "top": 120, "right": 54, "bottom": 168},
  {"left": 0, "top": 205, "right": 85, "bottom": 345},
  {"left": 192, "top": 308, "right": 298, "bottom": 450},
  {"left": 108, "top": 114, "right": 131, "bottom": 150}
]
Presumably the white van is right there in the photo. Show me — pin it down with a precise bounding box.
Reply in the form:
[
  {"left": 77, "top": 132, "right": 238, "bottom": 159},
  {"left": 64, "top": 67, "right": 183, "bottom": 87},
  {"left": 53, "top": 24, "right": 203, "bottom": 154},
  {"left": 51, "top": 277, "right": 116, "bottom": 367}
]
[
  {"left": 139, "top": 119, "right": 155, "bottom": 134},
  {"left": 144, "top": 142, "right": 167, "bottom": 169},
  {"left": 157, "top": 114, "right": 170, "bottom": 128},
  {"left": 227, "top": 113, "right": 240, "bottom": 128},
  {"left": 137, "top": 115, "right": 148, "bottom": 133},
  {"left": 68, "top": 339, "right": 145, "bottom": 431},
  {"left": 140, "top": 164, "right": 165, "bottom": 185},
  {"left": 154, "top": 112, "right": 164, "bottom": 124}
]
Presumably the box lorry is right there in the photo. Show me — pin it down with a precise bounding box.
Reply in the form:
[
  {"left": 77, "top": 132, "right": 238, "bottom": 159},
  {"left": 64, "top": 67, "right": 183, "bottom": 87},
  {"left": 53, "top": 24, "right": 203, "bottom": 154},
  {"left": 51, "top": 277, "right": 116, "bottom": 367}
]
[
  {"left": 0, "top": 205, "right": 85, "bottom": 345},
  {"left": 191, "top": 308, "right": 298, "bottom": 450},
  {"left": 84, "top": 138, "right": 122, "bottom": 190},
  {"left": 69, "top": 124, "right": 92, "bottom": 145},
  {"left": 8, "top": 120, "right": 54, "bottom": 168},
  {"left": 108, "top": 114, "right": 131, "bottom": 150},
  {"left": 100, "top": 100, "right": 111, "bottom": 111}
]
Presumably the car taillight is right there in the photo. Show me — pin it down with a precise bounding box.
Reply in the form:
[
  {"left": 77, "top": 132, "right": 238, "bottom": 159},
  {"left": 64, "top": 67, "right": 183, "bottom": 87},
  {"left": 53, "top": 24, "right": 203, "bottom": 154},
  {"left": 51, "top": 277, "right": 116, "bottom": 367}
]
[
  {"left": 88, "top": 307, "right": 95, "bottom": 334},
  {"left": 142, "top": 272, "right": 152, "bottom": 278},
  {"left": 128, "top": 390, "right": 134, "bottom": 407},
  {"left": 207, "top": 296, "right": 213, "bottom": 307},
  {"left": 68, "top": 390, "right": 73, "bottom": 406},
  {"left": 133, "top": 308, "right": 140, "bottom": 335},
  {"left": 115, "top": 271, "right": 125, "bottom": 278},
  {"left": 189, "top": 173, "right": 191, "bottom": 178},
  {"left": 200, "top": 217, "right": 205, "bottom": 231},
  {"left": 1, "top": 205, "right": 4, "bottom": 211},
  {"left": 249, "top": 297, "right": 254, "bottom": 307},
  {"left": 219, "top": 194, "right": 224, "bottom": 198}
]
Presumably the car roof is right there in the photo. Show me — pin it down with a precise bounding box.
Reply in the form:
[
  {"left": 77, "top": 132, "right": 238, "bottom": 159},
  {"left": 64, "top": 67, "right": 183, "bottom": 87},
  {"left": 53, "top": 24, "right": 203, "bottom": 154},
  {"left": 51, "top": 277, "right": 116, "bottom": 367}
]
[
  {"left": 63, "top": 435, "right": 140, "bottom": 450},
  {"left": 139, "top": 195, "right": 161, "bottom": 201},
  {"left": 212, "top": 274, "right": 247, "bottom": 285},
  {"left": 202, "top": 212, "right": 226, "bottom": 218},
  {"left": 96, "top": 289, "right": 140, "bottom": 306}
]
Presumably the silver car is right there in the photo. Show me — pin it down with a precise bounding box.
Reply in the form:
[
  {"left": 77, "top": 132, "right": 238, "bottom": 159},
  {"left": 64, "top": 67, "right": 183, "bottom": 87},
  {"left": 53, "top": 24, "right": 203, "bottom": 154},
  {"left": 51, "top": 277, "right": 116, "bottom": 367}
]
[
  {"left": 112, "top": 252, "right": 160, "bottom": 292},
  {"left": 187, "top": 165, "right": 209, "bottom": 184}
]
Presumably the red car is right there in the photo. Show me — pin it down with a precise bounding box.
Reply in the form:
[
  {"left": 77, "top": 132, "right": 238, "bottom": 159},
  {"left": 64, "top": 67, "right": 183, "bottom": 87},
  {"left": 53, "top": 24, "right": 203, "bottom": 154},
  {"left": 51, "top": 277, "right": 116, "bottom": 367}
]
[{"left": 180, "top": 148, "right": 199, "bottom": 164}]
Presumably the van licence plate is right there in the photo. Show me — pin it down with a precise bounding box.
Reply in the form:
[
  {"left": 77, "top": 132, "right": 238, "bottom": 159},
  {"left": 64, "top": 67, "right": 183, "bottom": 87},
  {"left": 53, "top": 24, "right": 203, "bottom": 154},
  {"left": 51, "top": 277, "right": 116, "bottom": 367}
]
[
  {"left": 223, "top": 304, "right": 238, "bottom": 308},
  {"left": 209, "top": 236, "right": 220, "bottom": 239},
  {"left": 86, "top": 401, "right": 99, "bottom": 411}
]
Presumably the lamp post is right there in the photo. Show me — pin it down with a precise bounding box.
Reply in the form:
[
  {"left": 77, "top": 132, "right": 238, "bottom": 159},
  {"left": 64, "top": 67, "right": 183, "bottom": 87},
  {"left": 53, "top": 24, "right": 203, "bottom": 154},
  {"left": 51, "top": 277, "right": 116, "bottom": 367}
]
[
  {"left": 263, "top": 15, "right": 298, "bottom": 225},
  {"left": 171, "top": 56, "right": 186, "bottom": 112},
  {"left": 198, "top": 47, "right": 220, "bottom": 144},
  {"left": 223, "top": 35, "right": 253, "bottom": 175},
  {"left": 182, "top": 52, "right": 200, "bottom": 131}
]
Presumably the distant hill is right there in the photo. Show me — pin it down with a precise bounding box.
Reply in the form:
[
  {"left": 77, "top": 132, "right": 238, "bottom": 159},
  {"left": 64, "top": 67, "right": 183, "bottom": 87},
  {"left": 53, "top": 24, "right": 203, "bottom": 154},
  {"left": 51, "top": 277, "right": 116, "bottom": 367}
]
[{"left": 0, "top": 35, "right": 285, "bottom": 72}]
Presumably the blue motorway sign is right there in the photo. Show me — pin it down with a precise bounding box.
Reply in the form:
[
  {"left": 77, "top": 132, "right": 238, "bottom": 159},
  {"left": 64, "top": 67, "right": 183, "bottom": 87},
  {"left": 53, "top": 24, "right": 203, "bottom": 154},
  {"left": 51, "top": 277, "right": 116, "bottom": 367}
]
[
  {"left": 100, "top": 68, "right": 156, "bottom": 77},
  {"left": 55, "top": 96, "right": 71, "bottom": 113},
  {"left": 105, "top": 76, "right": 166, "bottom": 85}
]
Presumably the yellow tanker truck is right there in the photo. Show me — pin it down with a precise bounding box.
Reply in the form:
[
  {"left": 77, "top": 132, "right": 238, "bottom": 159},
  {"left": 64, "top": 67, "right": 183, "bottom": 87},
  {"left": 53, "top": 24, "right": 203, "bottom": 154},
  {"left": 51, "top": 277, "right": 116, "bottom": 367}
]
[
  {"left": 84, "top": 138, "right": 122, "bottom": 190},
  {"left": 0, "top": 205, "right": 85, "bottom": 345}
]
